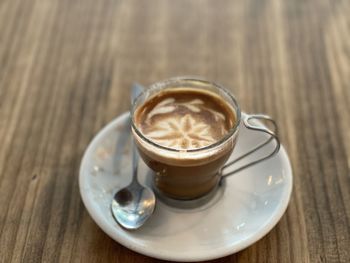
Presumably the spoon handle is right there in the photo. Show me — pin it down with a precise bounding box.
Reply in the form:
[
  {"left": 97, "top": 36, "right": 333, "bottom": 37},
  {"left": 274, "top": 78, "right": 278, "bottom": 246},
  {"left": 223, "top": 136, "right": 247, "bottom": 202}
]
[
  {"left": 130, "top": 83, "right": 144, "bottom": 185},
  {"left": 131, "top": 137, "right": 139, "bottom": 184}
]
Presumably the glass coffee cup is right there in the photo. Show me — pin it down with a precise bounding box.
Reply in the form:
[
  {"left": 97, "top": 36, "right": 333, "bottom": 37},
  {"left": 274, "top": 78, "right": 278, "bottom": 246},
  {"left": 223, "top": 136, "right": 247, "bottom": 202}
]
[{"left": 131, "top": 77, "right": 279, "bottom": 200}]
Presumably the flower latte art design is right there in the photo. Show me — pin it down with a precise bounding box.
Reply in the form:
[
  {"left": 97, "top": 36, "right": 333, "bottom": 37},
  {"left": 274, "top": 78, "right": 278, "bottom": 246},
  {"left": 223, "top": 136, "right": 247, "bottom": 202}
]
[
  {"left": 146, "top": 114, "right": 216, "bottom": 149},
  {"left": 135, "top": 89, "right": 236, "bottom": 150}
]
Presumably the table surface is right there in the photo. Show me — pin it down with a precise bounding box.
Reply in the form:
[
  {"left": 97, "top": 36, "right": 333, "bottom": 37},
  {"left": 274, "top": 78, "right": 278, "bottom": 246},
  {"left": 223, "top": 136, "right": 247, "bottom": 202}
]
[{"left": 1, "top": 0, "right": 350, "bottom": 262}]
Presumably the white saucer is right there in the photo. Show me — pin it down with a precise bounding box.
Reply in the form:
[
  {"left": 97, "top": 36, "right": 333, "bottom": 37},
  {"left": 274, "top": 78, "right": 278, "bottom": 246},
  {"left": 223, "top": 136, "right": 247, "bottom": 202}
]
[{"left": 79, "top": 112, "right": 293, "bottom": 262}]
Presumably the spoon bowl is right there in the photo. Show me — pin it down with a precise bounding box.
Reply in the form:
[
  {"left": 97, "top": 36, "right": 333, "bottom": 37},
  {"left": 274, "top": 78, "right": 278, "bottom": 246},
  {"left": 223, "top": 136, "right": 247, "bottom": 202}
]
[{"left": 111, "top": 184, "right": 156, "bottom": 229}]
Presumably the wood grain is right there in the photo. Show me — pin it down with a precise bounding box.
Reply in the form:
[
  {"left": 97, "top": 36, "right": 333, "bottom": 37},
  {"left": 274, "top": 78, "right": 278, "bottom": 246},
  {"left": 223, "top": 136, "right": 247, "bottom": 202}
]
[{"left": 1, "top": 0, "right": 350, "bottom": 262}]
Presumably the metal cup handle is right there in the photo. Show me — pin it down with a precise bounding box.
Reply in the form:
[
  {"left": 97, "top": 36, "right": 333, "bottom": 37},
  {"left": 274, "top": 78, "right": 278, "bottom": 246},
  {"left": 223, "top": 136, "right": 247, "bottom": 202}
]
[{"left": 219, "top": 114, "right": 280, "bottom": 177}]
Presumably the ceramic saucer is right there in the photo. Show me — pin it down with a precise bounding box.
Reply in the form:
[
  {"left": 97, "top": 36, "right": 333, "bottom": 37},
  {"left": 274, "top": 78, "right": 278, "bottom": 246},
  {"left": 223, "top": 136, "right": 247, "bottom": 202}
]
[{"left": 79, "top": 112, "right": 293, "bottom": 262}]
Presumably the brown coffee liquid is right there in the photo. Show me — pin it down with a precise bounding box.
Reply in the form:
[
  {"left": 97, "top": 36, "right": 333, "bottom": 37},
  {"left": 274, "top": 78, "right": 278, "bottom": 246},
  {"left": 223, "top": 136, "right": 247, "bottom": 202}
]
[{"left": 135, "top": 88, "right": 236, "bottom": 150}]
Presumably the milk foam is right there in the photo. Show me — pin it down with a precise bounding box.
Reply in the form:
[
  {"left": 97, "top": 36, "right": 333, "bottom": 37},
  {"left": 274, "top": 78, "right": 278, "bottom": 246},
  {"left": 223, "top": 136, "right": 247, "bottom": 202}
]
[{"left": 140, "top": 96, "right": 229, "bottom": 150}]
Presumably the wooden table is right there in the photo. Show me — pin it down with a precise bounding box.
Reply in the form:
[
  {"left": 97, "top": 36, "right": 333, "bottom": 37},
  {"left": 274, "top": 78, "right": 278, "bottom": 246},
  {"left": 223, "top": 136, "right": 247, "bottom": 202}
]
[{"left": 1, "top": 0, "right": 349, "bottom": 262}]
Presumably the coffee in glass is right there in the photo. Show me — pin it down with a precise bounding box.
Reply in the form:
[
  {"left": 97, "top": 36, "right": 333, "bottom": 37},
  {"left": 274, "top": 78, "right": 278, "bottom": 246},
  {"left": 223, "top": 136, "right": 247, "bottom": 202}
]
[{"left": 132, "top": 77, "right": 241, "bottom": 200}]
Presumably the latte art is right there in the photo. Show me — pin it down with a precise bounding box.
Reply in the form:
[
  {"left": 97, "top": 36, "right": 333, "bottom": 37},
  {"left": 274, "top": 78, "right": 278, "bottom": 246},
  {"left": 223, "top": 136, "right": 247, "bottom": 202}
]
[
  {"left": 145, "top": 114, "right": 216, "bottom": 149},
  {"left": 135, "top": 88, "right": 236, "bottom": 150}
]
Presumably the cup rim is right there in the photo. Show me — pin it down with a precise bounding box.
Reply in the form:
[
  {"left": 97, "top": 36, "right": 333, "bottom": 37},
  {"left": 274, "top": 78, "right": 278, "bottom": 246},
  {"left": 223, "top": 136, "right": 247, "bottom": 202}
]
[{"left": 131, "top": 76, "right": 241, "bottom": 153}]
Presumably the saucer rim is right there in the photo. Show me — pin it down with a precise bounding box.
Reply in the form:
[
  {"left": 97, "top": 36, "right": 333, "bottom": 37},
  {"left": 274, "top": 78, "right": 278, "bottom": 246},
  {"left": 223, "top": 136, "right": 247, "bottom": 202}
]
[{"left": 79, "top": 112, "right": 293, "bottom": 262}]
